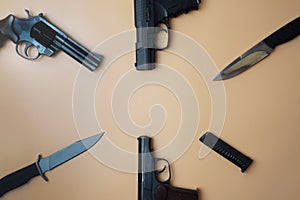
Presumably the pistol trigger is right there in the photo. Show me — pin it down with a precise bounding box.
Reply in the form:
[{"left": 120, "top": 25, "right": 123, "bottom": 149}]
[
  {"left": 156, "top": 165, "right": 167, "bottom": 175},
  {"left": 155, "top": 27, "right": 167, "bottom": 34},
  {"left": 163, "top": 19, "right": 170, "bottom": 30}
]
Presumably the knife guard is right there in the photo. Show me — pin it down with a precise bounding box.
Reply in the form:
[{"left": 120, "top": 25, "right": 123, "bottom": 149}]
[{"left": 200, "top": 132, "right": 253, "bottom": 173}]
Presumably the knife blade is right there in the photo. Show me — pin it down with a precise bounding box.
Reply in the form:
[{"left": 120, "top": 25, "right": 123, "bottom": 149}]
[
  {"left": 213, "top": 16, "right": 300, "bottom": 81},
  {"left": 0, "top": 133, "right": 104, "bottom": 197}
]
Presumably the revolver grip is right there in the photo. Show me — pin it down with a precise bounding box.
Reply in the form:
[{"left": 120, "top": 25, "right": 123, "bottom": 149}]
[
  {"left": 0, "top": 15, "right": 19, "bottom": 46},
  {"left": 155, "top": 185, "right": 199, "bottom": 200}
]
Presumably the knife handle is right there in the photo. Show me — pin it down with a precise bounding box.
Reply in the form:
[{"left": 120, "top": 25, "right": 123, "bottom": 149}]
[
  {"left": 0, "top": 163, "right": 40, "bottom": 197},
  {"left": 264, "top": 16, "right": 300, "bottom": 49}
]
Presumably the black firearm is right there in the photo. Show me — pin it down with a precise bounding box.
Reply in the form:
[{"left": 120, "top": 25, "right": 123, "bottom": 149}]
[
  {"left": 134, "top": 0, "right": 200, "bottom": 70},
  {"left": 0, "top": 9, "right": 103, "bottom": 71},
  {"left": 138, "top": 136, "right": 199, "bottom": 200}
]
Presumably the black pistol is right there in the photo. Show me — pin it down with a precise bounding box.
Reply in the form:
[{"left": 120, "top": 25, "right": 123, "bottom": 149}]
[
  {"left": 0, "top": 9, "right": 103, "bottom": 71},
  {"left": 138, "top": 136, "right": 199, "bottom": 200},
  {"left": 134, "top": 0, "right": 200, "bottom": 70}
]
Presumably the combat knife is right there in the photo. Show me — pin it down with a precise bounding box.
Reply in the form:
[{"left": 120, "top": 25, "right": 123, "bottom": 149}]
[
  {"left": 214, "top": 16, "right": 300, "bottom": 81},
  {"left": 0, "top": 133, "right": 104, "bottom": 197}
]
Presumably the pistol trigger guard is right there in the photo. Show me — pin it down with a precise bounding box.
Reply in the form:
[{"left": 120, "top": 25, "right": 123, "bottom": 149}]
[
  {"left": 156, "top": 20, "right": 170, "bottom": 51},
  {"left": 163, "top": 20, "right": 170, "bottom": 49},
  {"left": 165, "top": 27, "right": 170, "bottom": 49},
  {"left": 154, "top": 158, "right": 171, "bottom": 183}
]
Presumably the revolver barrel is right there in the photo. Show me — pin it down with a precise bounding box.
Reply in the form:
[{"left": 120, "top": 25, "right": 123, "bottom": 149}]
[
  {"left": 59, "top": 36, "right": 103, "bottom": 71},
  {"left": 33, "top": 16, "right": 103, "bottom": 71}
]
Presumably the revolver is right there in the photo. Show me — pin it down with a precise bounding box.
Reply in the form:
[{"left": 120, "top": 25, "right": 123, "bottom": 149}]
[
  {"left": 0, "top": 9, "right": 103, "bottom": 71},
  {"left": 134, "top": 0, "right": 200, "bottom": 70},
  {"left": 138, "top": 136, "right": 199, "bottom": 200}
]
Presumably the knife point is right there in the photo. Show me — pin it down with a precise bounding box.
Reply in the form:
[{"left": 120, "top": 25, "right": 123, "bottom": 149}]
[
  {"left": 212, "top": 73, "right": 223, "bottom": 81},
  {"left": 83, "top": 133, "right": 103, "bottom": 148}
]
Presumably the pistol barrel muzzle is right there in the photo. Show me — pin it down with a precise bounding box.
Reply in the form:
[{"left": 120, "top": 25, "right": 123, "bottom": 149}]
[{"left": 138, "top": 136, "right": 152, "bottom": 153}]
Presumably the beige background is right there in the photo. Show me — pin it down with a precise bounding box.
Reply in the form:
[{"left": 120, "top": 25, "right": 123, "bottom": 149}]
[{"left": 1, "top": 0, "right": 300, "bottom": 199}]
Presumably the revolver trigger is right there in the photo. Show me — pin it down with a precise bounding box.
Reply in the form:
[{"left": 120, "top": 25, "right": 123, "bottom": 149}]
[{"left": 24, "top": 41, "right": 33, "bottom": 57}]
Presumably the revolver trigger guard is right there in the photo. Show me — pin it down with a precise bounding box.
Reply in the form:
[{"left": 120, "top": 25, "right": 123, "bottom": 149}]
[{"left": 16, "top": 41, "right": 40, "bottom": 60}]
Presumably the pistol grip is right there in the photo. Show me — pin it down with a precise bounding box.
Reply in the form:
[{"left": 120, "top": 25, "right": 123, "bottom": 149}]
[
  {"left": 155, "top": 185, "right": 199, "bottom": 200},
  {"left": 163, "top": 0, "right": 200, "bottom": 17}
]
